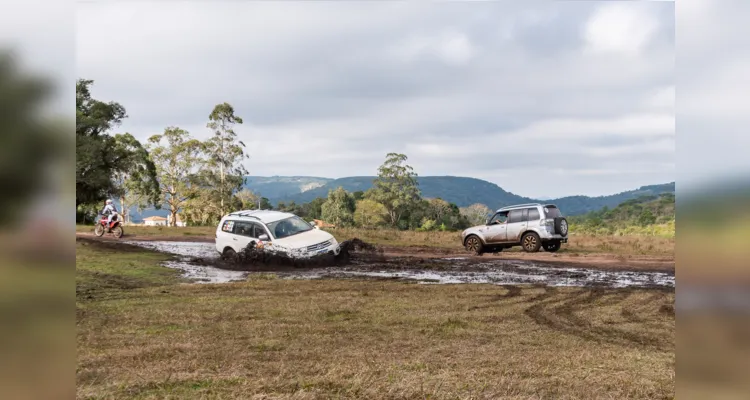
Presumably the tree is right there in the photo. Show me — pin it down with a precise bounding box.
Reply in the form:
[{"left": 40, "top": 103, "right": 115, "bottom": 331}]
[
  {"left": 366, "top": 153, "right": 421, "bottom": 228},
  {"left": 460, "top": 203, "right": 492, "bottom": 226},
  {"left": 234, "top": 188, "right": 259, "bottom": 210},
  {"left": 147, "top": 127, "right": 204, "bottom": 227},
  {"left": 353, "top": 199, "right": 388, "bottom": 228},
  {"left": 302, "top": 197, "right": 326, "bottom": 220},
  {"left": 638, "top": 209, "right": 656, "bottom": 226},
  {"left": 426, "top": 198, "right": 452, "bottom": 223},
  {"left": 205, "top": 102, "right": 248, "bottom": 216},
  {"left": 76, "top": 78, "right": 130, "bottom": 207},
  {"left": 321, "top": 187, "right": 355, "bottom": 227},
  {"left": 1, "top": 52, "right": 60, "bottom": 225},
  {"left": 110, "top": 133, "right": 160, "bottom": 223}
]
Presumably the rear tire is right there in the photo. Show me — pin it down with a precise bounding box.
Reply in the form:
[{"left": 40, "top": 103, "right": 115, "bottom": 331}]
[
  {"left": 465, "top": 235, "right": 484, "bottom": 256},
  {"left": 222, "top": 247, "right": 239, "bottom": 263},
  {"left": 112, "top": 226, "right": 124, "bottom": 238},
  {"left": 543, "top": 241, "right": 562, "bottom": 252},
  {"left": 521, "top": 232, "right": 542, "bottom": 253},
  {"left": 94, "top": 224, "right": 104, "bottom": 237}
]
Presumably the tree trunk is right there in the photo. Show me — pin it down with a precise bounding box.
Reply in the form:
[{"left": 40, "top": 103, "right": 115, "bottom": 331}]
[
  {"left": 170, "top": 205, "right": 177, "bottom": 227},
  {"left": 120, "top": 195, "right": 128, "bottom": 224}
]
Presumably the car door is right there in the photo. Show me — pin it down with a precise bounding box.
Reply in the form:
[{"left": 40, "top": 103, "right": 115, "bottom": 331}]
[
  {"left": 251, "top": 223, "right": 271, "bottom": 248},
  {"left": 505, "top": 208, "right": 529, "bottom": 243},
  {"left": 483, "top": 211, "right": 509, "bottom": 244},
  {"left": 231, "top": 221, "right": 255, "bottom": 252}
]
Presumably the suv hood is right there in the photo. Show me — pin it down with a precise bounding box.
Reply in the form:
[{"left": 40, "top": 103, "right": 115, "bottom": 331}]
[{"left": 273, "top": 229, "right": 335, "bottom": 249}]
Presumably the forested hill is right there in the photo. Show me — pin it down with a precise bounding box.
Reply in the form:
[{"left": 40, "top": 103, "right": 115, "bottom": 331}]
[
  {"left": 244, "top": 176, "right": 675, "bottom": 216},
  {"left": 569, "top": 193, "right": 676, "bottom": 234}
]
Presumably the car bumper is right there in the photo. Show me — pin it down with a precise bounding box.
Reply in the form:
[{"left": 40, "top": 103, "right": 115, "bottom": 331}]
[
  {"left": 287, "top": 243, "right": 341, "bottom": 259},
  {"left": 539, "top": 233, "right": 568, "bottom": 243}
]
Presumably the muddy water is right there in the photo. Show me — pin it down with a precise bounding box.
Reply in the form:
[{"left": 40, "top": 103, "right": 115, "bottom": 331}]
[{"left": 126, "top": 240, "right": 674, "bottom": 288}]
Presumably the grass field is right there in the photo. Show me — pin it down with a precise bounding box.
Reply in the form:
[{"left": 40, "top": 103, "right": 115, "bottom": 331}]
[
  {"left": 76, "top": 238, "right": 675, "bottom": 399},
  {"left": 75, "top": 224, "right": 674, "bottom": 257}
]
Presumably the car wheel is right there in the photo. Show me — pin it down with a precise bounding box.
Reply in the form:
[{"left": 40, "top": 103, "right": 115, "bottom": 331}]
[
  {"left": 543, "top": 240, "right": 562, "bottom": 252},
  {"left": 223, "top": 247, "right": 239, "bottom": 263},
  {"left": 465, "top": 235, "right": 484, "bottom": 255},
  {"left": 521, "top": 232, "right": 542, "bottom": 253},
  {"left": 554, "top": 217, "right": 569, "bottom": 237}
]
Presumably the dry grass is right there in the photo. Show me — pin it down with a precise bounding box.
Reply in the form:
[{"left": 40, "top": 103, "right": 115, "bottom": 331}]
[
  {"left": 77, "top": 240, "right": 675, "bottom": 399},
  {"left": 327, "top": 228, "right": 674, "bottom": 257}
]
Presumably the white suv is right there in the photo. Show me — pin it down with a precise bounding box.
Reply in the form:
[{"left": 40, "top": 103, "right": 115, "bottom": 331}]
[
  {"left": 461, "top": 203, "right": 569, "bottom": 255},
  {"left": 215, "top": 210, "right": 341, "bottom": 260}
]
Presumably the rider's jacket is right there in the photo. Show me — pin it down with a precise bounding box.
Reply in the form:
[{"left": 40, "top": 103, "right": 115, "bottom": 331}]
[{"left": 102, "top": 204, "right": 117, "bottom": 216}]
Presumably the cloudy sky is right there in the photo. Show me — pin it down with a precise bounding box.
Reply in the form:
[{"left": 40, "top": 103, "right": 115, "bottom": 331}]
[{"left": 74, "top": 1, "right": 678, "bottom": 198}]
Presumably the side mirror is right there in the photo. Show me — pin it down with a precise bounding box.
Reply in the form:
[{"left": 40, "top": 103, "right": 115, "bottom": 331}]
[
  {"left": 313, "top": 225, "right": 320, "bottom": 230},
  {"left": 258, "top": 234, "right": 270, "bottom": 241}
]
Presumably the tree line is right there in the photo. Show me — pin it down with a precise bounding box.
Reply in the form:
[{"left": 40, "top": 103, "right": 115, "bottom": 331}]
[
  {"left": 274, "top": 154, "right": 494, "bottom": 232},
  {"left": 76, "top": 79, "right": 248, "bottom": 225},
  {"left": 75, "top": 79, "right": 494, "bottom": 230}
]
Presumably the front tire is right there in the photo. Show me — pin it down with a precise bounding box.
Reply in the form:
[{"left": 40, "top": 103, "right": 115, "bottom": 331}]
[
  {"left": 521, "top": 232, "right": 542, "bottom": 253},
  {"left": 94, "top": 224, "right": 104, "bottom": 237},
  {"left": 111, "top": 225, "right": 124, "bottom": 238},
  {"left": 543, "top": 241, "right": 561, "bottom": 252},
  {"left": 465, "top": 235, "right": 484, "bottom": 255}
]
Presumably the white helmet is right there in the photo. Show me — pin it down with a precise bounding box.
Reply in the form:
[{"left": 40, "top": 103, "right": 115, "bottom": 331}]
[{"left": 106, "top": 199, "right": 112, "bottom": 204}]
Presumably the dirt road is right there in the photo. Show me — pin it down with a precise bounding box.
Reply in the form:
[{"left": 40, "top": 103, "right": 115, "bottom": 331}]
[{"left": 75, "top": 231, "right": 674, "bottom": 273}]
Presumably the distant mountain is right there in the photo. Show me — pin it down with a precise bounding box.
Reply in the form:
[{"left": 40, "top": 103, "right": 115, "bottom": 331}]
[
  {"left": 122, "top": 177, "right": 675, "bottom": 221},
  {"left": 243, "top": 176, "right": 332, "bottom": 199},
  {"left": 247, "top": 176, "right": 675, "bottom": 217}
]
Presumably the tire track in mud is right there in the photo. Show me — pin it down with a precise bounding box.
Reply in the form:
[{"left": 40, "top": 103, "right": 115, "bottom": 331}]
[
  {"left": 524, "top": 287, "right": 673, "bottom": 351},
  {"left": 467, "top": 285, "right": 524, "bottom": 311},
  {"left": 620, "top": 291, "right": 675, "bottom": 329}
]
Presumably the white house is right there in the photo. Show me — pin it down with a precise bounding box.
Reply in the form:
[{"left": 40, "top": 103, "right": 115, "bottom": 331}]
[
  {"left": 143, "top": 216, "right": 168, "bottom": 226},
  {"left": 167, "top": 214, "right": 187, "bottom": 227}
]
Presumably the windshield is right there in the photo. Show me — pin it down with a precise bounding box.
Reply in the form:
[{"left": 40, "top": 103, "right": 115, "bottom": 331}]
[
  {"left": 266, "top": 216, "right": 313, "bottom": 239},
  {"left": 544, "top": 206, "right": 563, "bottom": 218}
]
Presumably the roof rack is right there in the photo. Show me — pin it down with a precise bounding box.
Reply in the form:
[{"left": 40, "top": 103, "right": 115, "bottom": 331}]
[
  {"left": 227, "top": 209, "right": 263, "bottom": 219},
  {"left": 498, "top": 203, "right": 542, "bottom": 210}
]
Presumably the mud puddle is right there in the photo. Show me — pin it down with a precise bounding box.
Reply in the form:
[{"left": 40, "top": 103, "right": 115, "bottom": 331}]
[{"left": 125, "top": 240, "right": 674, "bottom": 288}]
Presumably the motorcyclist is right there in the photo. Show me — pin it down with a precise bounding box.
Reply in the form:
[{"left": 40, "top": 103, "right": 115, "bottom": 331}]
[{"left": 101, "top": 199, "right": 119, "bottom": 228}]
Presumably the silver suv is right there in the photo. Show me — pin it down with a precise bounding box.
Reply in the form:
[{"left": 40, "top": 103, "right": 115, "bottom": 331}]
[{"left": 461, "top": 203, "right": 569, "bottom": 255}]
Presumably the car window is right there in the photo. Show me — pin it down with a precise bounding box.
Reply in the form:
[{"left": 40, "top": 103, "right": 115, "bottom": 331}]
[
  {"left": 489, "top": 212, "right": 508, "bottom": 224},
  {"left": 528, "top": 208, "right": 540, "bottom": 220},
  {"left": 266, "top": 216, "right": 314, "bottom": 239},
  {"left": 508, "top": 209, "right": 527, "bottom": 223},
  {"left": 544, "top": 206, "right": 562, "bottom": 218},
  {"left": 233, "top": 221, "right": 254, "bottom": 237},
  {"left": 221, "top": 220, "right": 235, "bottom": 233},
  {"left": 253, "top": 223, "right": 269, "bottom": 239}
]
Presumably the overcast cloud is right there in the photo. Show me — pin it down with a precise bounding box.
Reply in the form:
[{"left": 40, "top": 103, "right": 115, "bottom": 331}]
[{"left": 76, "top": 1, "right": 675, "bottom": 198}]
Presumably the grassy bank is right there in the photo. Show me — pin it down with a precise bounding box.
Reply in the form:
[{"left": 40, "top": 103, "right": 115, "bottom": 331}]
[
  {"left": 76, "top": 225, "right": 674, "bottom": 257},
  {"left": 76, "top": 238, "right": 675, "bottom": 399}
]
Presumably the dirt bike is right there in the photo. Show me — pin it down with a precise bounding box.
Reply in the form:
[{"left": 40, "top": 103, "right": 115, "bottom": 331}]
[{"left": 94, "top": 213, "right": 124, "bottom": 238}]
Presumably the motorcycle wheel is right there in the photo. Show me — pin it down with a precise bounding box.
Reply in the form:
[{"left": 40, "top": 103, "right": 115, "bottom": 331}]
[
  {"left": 94, "top": 224, "right": 105, "bottom": 237},
  {"left": 112, "top": 226, "right": 124, "bottom": 238}
]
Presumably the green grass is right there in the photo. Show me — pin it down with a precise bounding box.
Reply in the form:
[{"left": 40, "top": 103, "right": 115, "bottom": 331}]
[
  {"left": 77, "top": 238, "right": 675, "bottom": 399},
  {"left": 76, "top": 239, "right": 186, "bottom": 301}
]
